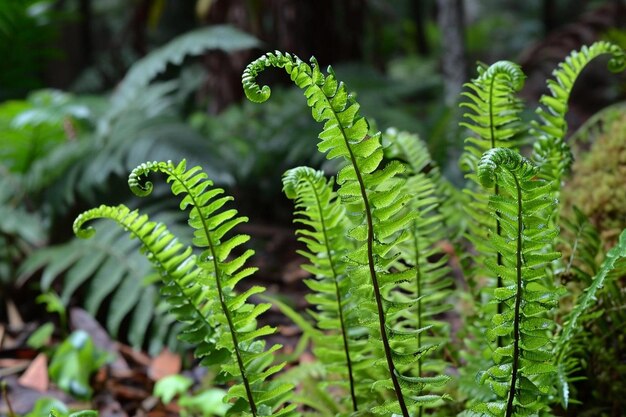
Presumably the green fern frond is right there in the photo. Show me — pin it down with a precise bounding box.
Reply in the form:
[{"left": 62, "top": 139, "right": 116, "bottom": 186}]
[
  {"left": 531, "top": 41, "right": 626, "bottom": 184},
  {"left": 282, "top": 166, "right": 360, "bottom": 412},
  {"left": 127, "top": 159, "right": 297, "bottom": 417},
  {"left": 381, "top": 128, "right": 454, "bottom": 415},
  {"left": 474, "top": 148, "right": 560, "bottom": 417},
  {"left": 460, "top": 60, "right": 526, "bottom": 174},
  {"left": 555, "top": 228, "right": 626, "bottom": 406},
  {"left": 243, "top": 51, "right": 431, "bottom": 417},
  {"left": 72, "top": 205, "right": 215, "bottom": 356},
  {"left": 459, "top": 61, "right": 528, "bottom": 356}
]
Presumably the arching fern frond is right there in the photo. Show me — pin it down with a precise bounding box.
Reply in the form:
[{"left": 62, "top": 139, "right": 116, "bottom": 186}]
[
  {"left": 473, "top": 148, "right": 560, "bottom": 417},
  {"left": 243, "top": 51, "right": 427, "bottom": 417},
  {"left": 555, "top": 228, "right": 626, "bottom": 407},
  {"left": 282, "top": 166, "right": 361, "bottom": 413},
  {"left": 72, "top": 205, "right": 215, "bottom": 360},
  {"left": 127, "top": 160, "right": 297, "bottom": 417},
  {"left": 531, "top": 41, "right": 626, "bottom": 185}
]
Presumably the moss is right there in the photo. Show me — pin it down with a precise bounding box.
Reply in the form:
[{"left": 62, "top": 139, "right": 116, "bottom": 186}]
[{"left": 563, "top": 104, "right": 626, "bottom": 249}]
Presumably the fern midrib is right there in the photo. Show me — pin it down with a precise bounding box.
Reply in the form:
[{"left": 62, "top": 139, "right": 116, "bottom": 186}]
[
  {"left": 505, "top": 174, "right": 523, "bottom": 417},
  {"left": 304, "top": 176, "right": 358, "bottom": 412},
  {"left": 168, "top": 168, "right": 259, "bottom": 417},
  {"left": 413, "top": 223, "right": 423, "bottom": 417},
  {"left": 488, "top": 74, "right": 505, "bottom": 348},
  {"left": 313, "top": 87, "right": 410, "bottom": 417}
]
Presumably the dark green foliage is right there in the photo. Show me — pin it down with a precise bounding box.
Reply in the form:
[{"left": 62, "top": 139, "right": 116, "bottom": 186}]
[
  {"left": 6, "top": 24, "right": 261, "bottom": 351},
  {"left": 0, "top": 0, "right": 64, "bottom": 98}
]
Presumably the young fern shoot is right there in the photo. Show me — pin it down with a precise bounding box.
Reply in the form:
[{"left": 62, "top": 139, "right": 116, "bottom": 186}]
[
  {"left": 282, "top": 166, "right": 359, "bottom": 412},
  {"left": 474, "top": 148, "right": 560, "bottom": 417},
  {"left": 73, "top": 205, "right": 216, "bottom": 362},
  {"left": 531, "top": 41, "right": 626, "bottom": 188},
  {"left": 460, "top": 61, "right": 526, "bottom": 337},
  {"left": 243, "top": 52, "right": 427, "bottom": 417},
  {"left": 78, "top": 160, "right": 299, "bottom": 417}
]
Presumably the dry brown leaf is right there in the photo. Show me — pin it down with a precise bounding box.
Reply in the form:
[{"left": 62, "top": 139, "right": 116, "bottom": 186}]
[
  {"left": 17, "top": 353, "right": 49, "bottom": 392},
  {"left": 147, "top": 349, "right": 181, "bottom": 381}
]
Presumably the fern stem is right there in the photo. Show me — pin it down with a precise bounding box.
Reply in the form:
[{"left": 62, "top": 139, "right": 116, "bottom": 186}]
[
  {"left": 505, "top": 174, "right": 523, "bottom": 417},
  {"left": 349, "top": 143, "right": 410, "bottom": 417},
  {"left": 298, "top": 72, "right": 409, "bottom": 417},
  {"left": 304, "top": 175, "right": 358, "bottom": 412},
  {"left": 489, "top": 74, "right": 505, "bottom": 349},
  {"left": 413, "top": 225, "right": 423, "bottom": 417}
]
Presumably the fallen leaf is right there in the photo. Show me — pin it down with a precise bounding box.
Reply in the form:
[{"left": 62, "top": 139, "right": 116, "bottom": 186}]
[
  {"left": 148, "top": 349, "right": 181, "bottom": 381},
  {"left": 17, "top": 353, "right": 49, "bottom": 392}
]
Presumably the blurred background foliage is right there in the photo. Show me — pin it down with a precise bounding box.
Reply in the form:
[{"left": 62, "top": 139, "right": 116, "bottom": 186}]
[{"left": 1, "top": 1, "right": 626, "bottom": 408}]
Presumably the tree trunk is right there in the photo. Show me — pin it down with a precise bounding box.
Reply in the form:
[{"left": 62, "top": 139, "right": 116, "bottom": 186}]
[{"left": 436, "top": 0, "right": 466, "bottom": 106}]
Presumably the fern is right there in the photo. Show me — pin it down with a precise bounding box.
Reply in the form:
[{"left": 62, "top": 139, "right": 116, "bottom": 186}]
[
  {"left": 461, "top": 61, "right": 526, "bottom": 170},
  {"left": 126, "top": 160, "right": 297, "bottom": 417},
  {"left": 460, "top": 60, "right": 526, "bottom": 311},
  {"left": 473, "top": 148, "right": 560, "bottom": 417},
  {"left": 18, "top": 219, "right": 180, "bottom": 352},
  {"left": 282, "top": 166, "right": 360, "bottom": 412},
  {"left": 243, "top": 51, "right": 437, "bottom": 416},
  {"left": 555, "top": 229, "right": 626, "bottom": 406},
  {"left": 106, "top": 25, "right": 260, "bottom": 124},
  {"left": 381, "top": 128, "right": 454, "bottom": 415},
  {"left": 531, "top": 41, "right": 626, "bottom": 186},
  {"left": 72, "top": 206, "right": 209, "bottom": 354}
]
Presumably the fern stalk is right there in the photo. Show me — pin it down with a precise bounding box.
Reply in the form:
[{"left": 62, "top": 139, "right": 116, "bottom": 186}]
[
  {"left": 504, "top": 173, "right": 523, "bottom": 417},
  {"left": 475, "top": 148, "right": 560, "bottom": 416}
]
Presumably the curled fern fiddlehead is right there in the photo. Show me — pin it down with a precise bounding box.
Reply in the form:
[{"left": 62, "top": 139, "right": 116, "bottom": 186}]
[
  {"left": 460, "top": 60, "right": 528, "bottom": 354},
  {"left": 473, "top": 148, "right": 560, "bottom": 417},
  {"left": 244, "top": 51, "right": 429, "bottom": 417},
  {"left": 531, "top": 41, "right": 626, "bottom": 184}
]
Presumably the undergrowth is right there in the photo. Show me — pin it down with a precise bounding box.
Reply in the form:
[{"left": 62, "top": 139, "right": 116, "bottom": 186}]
[{"left": 69, "top": 42, "right": 626, "bottom": 416}]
